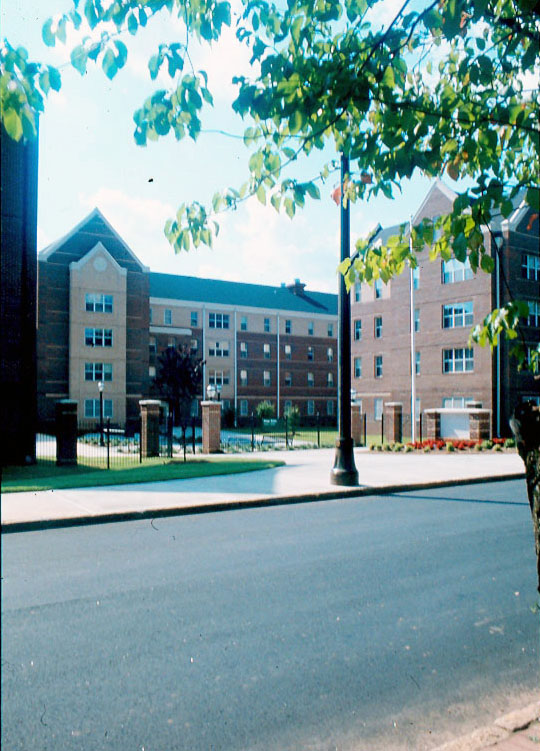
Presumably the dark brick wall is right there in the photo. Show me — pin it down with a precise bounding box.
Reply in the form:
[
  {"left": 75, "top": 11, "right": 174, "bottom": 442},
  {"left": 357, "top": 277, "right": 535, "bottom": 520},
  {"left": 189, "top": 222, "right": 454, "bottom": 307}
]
[{"left": 1, "top": 125, "right": 39, "bottom": 463}]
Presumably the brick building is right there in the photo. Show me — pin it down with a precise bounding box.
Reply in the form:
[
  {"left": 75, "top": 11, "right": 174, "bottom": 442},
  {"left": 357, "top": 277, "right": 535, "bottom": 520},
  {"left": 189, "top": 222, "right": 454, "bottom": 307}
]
[
  {"left": 37, "top": 210, "right": 338, "bottom": 428},
  {"left": 351, "top": 180, "right": 539, "bottom": 437}
]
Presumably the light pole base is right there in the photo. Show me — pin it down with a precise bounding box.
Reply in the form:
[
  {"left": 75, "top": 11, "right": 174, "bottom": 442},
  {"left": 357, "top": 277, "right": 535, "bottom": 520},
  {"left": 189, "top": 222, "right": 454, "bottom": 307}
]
[{"left": 330, "top": 437, "right": 359, "bottom": 486}]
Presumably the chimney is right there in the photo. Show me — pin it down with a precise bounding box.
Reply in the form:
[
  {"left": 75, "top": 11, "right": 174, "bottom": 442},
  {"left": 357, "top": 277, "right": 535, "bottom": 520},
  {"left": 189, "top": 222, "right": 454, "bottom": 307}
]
[{"left": 286, "top": 278, "right": 306, "bottom": 295}]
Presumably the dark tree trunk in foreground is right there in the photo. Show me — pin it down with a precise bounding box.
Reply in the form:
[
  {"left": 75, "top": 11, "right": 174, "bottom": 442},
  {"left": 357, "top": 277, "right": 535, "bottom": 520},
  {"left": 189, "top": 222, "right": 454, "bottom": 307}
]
[{"left": 510, "top": 402, "right": 540, "bottom": 593}]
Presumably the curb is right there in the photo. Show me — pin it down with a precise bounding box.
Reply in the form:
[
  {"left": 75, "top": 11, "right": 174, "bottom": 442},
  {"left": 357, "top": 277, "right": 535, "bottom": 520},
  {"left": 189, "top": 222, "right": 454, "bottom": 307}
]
[
  {"left": 433, "top": 702, "right": 540, "bottom": 750},
  {"left": 1, "top": 472, "right": 525, "bottom": 534}
]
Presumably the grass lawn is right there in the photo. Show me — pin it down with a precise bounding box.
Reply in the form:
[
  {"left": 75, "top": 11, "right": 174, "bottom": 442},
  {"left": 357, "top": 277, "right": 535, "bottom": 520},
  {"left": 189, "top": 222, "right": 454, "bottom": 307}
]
[{"left": 1, "top": 457, "right": 285, "bottom": 493}]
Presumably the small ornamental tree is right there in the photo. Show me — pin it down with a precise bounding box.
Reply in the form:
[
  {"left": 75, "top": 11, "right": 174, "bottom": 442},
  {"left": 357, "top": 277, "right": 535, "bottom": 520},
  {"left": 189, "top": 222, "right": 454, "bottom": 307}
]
[
  {"left": 255, "top": 400, "right": 276, "bottom": 422},
  {"left": 152, "top": 345, "right": 203, "bottom": 435}
]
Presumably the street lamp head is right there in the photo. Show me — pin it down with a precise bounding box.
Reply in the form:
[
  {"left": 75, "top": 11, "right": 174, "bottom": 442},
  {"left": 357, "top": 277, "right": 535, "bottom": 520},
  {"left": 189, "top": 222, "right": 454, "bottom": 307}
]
[
  {"left": 98, "top": 381, "right": 104, "bottom": 393},
  {"left": 206, "top": 384, "right": 216, "bottom": 401}
]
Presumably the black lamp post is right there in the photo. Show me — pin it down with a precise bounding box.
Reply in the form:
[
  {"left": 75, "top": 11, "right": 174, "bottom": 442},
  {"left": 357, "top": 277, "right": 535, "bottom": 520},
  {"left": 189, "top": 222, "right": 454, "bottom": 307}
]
[
  {"left": 330, "top": 153, "right": 359, "bottom": 486},
  {"left": 98, "top": 380, "right": 104, "bottom": 446}
]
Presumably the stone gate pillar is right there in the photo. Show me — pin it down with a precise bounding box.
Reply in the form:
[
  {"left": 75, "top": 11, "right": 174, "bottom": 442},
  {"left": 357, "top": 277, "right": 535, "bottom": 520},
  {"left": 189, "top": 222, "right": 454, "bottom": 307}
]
[
  {"left": 384, "top": 402, "right": 403, "bottom": 443},
  {"left": 139, "top": 400, "right": 161, "bottom": 458},
  {"left": 469, "top": 409, "right": 492, "bottom": 440},
  {"left": 201, "top": 401, "right": 221, "bottom": 453},
  {"left": 55, "top": 400, "right": 78, "bottom": 466},
  {"left": 351, "top": 405, "right": 363, "bottom": 446},
  {"left": 424, "top": 409, "right": 441, "bottom": 441}
]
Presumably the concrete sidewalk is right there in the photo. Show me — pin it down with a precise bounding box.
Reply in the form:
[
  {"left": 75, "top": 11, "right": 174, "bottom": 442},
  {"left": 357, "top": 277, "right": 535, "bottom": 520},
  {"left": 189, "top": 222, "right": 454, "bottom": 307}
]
[
  {"left": 1, "top": 448, "right": 525, "bottom": 531},
  {"left": 434, "top": 702, "right": 540, "bottom": 751}
]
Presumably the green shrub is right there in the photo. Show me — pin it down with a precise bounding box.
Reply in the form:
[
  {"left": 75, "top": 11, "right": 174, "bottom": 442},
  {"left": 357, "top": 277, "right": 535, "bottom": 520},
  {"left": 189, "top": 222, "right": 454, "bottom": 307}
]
[
  {"left": 494, "top": 444, "right": 503, "bottom": 451},
  {"left": 481, "top": 439, "right": 493, "bottom": 450},
  {"left": 392, "top": 442, "right": 403, "bottom": 452},
  {"left": 474, "top": 442, "right": 483, "bottom": 451},
  {"left": 404, "top": 445, "right": 413, "bottom": 452},
  {"left": 446, "top": 441, "right": 455, "bottom": 452},
  {"left": 423, "top": 446, "right": 431, "bottom": 453},
  {"left": 504, "top": 438, "right": 516, "bottom": 449},
  {"left": 384, "top": 443, "right": 393, "bottom": 451},
  {"left": 256, "top": 401, "right": 276, "bottom": 420}
]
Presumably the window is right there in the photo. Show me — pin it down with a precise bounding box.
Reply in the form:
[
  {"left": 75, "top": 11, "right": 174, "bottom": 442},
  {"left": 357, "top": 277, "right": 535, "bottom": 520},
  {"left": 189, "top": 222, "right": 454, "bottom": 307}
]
[
  {"left": 149, "top": 336, "right": 156, "bottom": 355},
  {"left": 85, "top": 328, "right": 113, "bottom": 347},
  {"left": 208, "top": 369, "right": 229, "bottom": 386},
  {"left": 149, "top": 365, "right": 156, "bottom": 378},
  {"left": 327, "top": 372, "right": 334, "bottom": 386},
  {"left": 209, "top": 341, "right": 229, "bottom": 357},
  {"left": 240, "top": 316, "right": 248, "bottom": 331},
  {"left": 222, "top": 399, "right": 231, "bottom": 411},
  {"left": 327, "top": 347, "right": 334, "bottom": 362},
  {"left": 443, "top": 348, "right": 474, "bottom": 373},
  {"left": 375, "top": 355, "right": 383, "bottom": 378},
  {"left": 374, "top": 279, "right": 383, "bottom": 299},
  {"left": 84, "top": 398, "right": 113, "bottom": 418},
  {"left": 209, "top": 312, "right": 230, "bottom": 329},
  {"left": 85, "top": 362, "right": 113, "bottom": 382},
  {"left": 264, "top": 317, "right": 271, "bottom": 333},
  {"left": 526, "top": 301, "right": 539, "bottom": 327},
  {"left": 284, "top": 400, "right": 292, "bottom": 413},
  {"left": 328, "top": 323, "right": 334, "bottom": 337},
  {"left": 414, "top": 308, "right": 420, "bottom": 333},
  {"left": 190, "top": 339, "right": 198, "bottom": 354},
  {"left": 240, "top": 399, "right": 249, "bottom": 416},
  {"left": 374, "top": 316, "right": 382, "bottom": 339},
  {"left": 149, "top": 307, "right": 153, "bottom": 324},
  {"left": 327, "top": 400, "right": 334, "bottom": 416},
  {"left": 354, "top": 320, "right": 362, "bottom": 341},
  {"left": 307, "top": 372, "right": 314, "bottom": 387},
  {"left": 443, "top": 301, "right": 474, "bottom": 328},
  {"left": 442, "top": 396, "right": 473, "bottom": 408},
  {"left": 374, "top": 398, "right": 383, "bottom": 421},
  {"left": 415, "top": 351, "right": 421, "bottom": 375},
  {"left": 285, "top": 319, "right": 292, "bottom": 334},
  {"left": 168, "top": 337, "right": 176, "bottom": 348},
  {"left": 240, "top": 341, "right": 248, "bottom": 358},
  {"left": 264, "top": 343, "right": 271, "bottom": 359},
  {"left": 191, "top": 311, "right": 198, "bottom": 327},
  {"left": 240, "top": 369, "right": 248, "bottom": 386},
  {"left": 412, "top": 267, "right": 420, "bottom": 290},
  {"left": 307, "top": 400, "right": 315, "bottom": 416},
  {"left": 442, "top": 258, "right": 473, "bottom": 284},
  {"left": 285, "top": 344, "right": 292, "bottom": 360},
  {"left": 354, "top": 283, "right": 361, "bottom": 303},
  {"left": 263, "top": 370, "right": 271, "bottom": 386},
  {"left": 308, "top": 321, "right": 314, "bottom": 336},
  {"left": 164, "top": 309, "right": 172, "bottom": 325},
  {"left": 307, "top": 346, "right": 314, "bottom": 361},
  {"left": 85, "top": 293, "right": 113, "bottom": 313},
  {"left": 354, "top": 357, "right": 362, "bottom": 378},
  {"left": 285, "top": 372, "right": 292, "bottom": 387},
  {"left": 522, "top": 254, "right": 540, "bottom": 281}
]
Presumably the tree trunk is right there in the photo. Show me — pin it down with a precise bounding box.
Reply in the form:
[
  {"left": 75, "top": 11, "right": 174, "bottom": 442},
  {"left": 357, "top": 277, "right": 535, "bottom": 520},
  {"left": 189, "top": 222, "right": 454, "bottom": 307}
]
[{"left": 509, "top": 402, "right": 540, "bottom": 593}]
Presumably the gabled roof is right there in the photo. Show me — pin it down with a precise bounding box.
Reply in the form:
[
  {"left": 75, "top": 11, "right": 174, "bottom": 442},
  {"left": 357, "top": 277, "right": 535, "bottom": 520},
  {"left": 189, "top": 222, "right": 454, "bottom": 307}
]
[
  {"left": 149, "top": 272, "right": 338, "bottom": 315},
  {"left": 40, "top": 207, "right": 149, "bottom": 271}
]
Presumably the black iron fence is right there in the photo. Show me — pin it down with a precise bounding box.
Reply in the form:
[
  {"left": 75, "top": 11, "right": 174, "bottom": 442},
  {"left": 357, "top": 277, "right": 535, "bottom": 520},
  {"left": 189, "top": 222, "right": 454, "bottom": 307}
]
[{"left": 221, "top": 413, "right": 338, "bottom": 453}]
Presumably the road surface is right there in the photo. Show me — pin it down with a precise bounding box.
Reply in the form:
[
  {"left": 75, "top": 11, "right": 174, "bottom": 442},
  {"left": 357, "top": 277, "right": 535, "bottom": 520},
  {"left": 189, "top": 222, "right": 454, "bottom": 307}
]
[{"left": 2, "top": 479, "right": 538, "bottom": 750}]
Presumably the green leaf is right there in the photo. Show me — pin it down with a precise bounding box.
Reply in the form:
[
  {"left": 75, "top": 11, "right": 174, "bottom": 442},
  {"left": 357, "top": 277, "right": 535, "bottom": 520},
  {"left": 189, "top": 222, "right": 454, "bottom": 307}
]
[
  {"left": 305, "top": 182, "right": 320, "bottom": 200},
  {"left": 71, "top": 45, "right": 88, "bottom": 75},
  {"left": 526, "top": 187, "right": 539, "bottom": 212},
  {"left": 3, "top": 109, "right": 23, "bottom": 141},
  {"left": 42, "top": 19, "right": 56, "bottom": 47},
  {"left": 381, "top": 66, "right": 395, "bottom": 89},
  {"left": 480, "top": 254, "right": 494, "bottom": 274},
  {"left": 102, "top": 49, "right": 117, "bottom": 80},
  {"left": 256, "top": 184, "right": 266, "bottom": 204}
]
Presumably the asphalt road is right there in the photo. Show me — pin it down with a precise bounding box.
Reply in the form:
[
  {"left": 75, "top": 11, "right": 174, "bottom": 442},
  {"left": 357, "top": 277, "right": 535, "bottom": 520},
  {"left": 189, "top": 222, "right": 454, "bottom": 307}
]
[{"left": 2, "top": 480, "right": 538, "bottom": 751}]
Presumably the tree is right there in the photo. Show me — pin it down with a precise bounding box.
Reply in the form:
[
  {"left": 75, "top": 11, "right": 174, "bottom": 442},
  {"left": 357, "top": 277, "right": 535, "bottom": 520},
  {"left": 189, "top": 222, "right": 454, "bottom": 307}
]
[
  {"left": 255, "top": 400, "right": 276, "bottom": 421},
  {"left": 152, "top": 345, "right": 203, "bottom": 456},
  {"left": 1, "top": 0, "right": 539, "bottom": 580}
]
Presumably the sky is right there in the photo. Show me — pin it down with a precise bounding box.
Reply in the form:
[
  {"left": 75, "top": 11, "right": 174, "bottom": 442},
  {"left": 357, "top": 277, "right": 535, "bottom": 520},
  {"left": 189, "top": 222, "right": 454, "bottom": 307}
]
[{"left": 3, "top": 0, "right": 441, "bottom": 293}]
